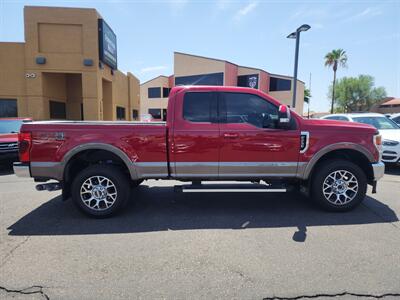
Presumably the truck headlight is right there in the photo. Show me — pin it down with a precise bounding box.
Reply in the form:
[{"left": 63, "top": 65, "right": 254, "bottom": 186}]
[{"left": 382, "top": 139, "right": 399, "bottom": 146}]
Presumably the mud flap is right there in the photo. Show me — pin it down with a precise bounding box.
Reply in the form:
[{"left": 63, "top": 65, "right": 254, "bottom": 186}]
[{"left": 372, "top": 180, "right": 377, "bottom": 194}]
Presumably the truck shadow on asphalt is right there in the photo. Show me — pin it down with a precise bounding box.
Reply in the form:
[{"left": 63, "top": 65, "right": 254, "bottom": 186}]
[
  {"left": 0, "top": 163, "right": 13, "bottom": 176},
  {"left": 8, "top": 184, "right": 398, "bottom": 242}
]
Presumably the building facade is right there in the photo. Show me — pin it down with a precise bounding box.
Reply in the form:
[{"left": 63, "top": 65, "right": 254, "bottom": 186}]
[
  {"left": 140, "top": 52, "right": 305, "bottom": 120},
  {"left": 370, "top": 97, "right": 400, "bottom": 114},
  {"left": 0, "top": 6, "right": 140, "bottom": 121}
]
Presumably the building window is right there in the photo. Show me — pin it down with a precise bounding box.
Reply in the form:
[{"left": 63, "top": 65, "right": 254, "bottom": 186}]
[
  {"left": 49, "top": 100, "right": 66, "bottom": 119},
  {"left": 0, "top": 99, "right": 18, "bottom": 118},
  {"left": 132, "top": 109, "right": 138, "bottom": 120},
  {"left": 162, "top": 109, "right": 167, "bottom": 121},
  {"left": 148, "top": 87, "right": 161, "bottom": 98},
  {"left": 148, "top": 109, "right": 161, "bottom": 119},
  {"left": 183, "top": 92, "right": 217, "bottom": 123},
  {"left": 380, "top": 104, "right": 400, "bottom": 108},
  {"left": 269, "top": 77, "right": 291, "bottom": 91},
  {"left": 175, "top": 72, "right": 224, "bottom": 86},
  {"left": 237, "top": 74, "right": 259, "bottom": 89},
  {"left": 80, "top": 103, "right": 84, "bottom": 121},
  {"left": 116, "top": 106, "right": 126, "bottom": 120},
  {"left": 163, "top": 87, "right": 171, "bottom": 98}
]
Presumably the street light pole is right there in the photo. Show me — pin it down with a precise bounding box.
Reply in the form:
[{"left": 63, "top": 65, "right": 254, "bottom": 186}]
[
  {"left": 292, "top": 32, "right": 300, "bottom": 108},
  {"left": 287, "top": 24, "right": 310, "bottom": 109}
]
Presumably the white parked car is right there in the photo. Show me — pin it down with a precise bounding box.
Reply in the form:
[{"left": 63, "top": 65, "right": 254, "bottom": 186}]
[
  {"left": 389, "top": 113, "right": 400, "bottom": 126},
  {"left": 321, "top": 113, "right": 400, "bottom": 165},
  {"left": 139, "top": 114, "right": 155, "bottom": 122}
]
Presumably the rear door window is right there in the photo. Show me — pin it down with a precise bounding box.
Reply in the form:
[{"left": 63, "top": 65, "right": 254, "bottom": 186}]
[{"left": 183, "top": 92, "right": 217, "bottom": 123}]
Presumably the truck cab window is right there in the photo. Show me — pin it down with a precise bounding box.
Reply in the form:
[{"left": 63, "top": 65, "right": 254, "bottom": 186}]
[
  {"left": 183, "top": 92, "right": 217, "bottom": 122},
  {"left": 221, "top": 92, "right": 279, "bottom": 129}
]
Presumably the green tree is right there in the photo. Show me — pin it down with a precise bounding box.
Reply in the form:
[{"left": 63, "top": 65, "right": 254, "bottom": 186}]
[
  {"left": 324, "top": 49, "right": 348, "bottom": 113},
  {"left": 304, "top": 88, "right": 311, "bottom": 104},
  {"left": 329, "top": 75, "right": 387, "bottom": 112},
  {"left": 304, "top": 88, "right": 312, "bottom": 117}
]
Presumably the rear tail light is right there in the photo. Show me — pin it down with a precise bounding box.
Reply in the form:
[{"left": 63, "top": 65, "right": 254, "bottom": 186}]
[{"left": 18, "top": 131, "right": 32, "bottom": 162}]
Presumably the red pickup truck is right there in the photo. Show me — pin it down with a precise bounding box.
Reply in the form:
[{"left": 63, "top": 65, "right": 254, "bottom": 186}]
[
  {"left": 13, "top": 86, "right": 385, "bottom": 217},
  {"left": 0, "top": 118, "right": 32, "bottom": 164}
]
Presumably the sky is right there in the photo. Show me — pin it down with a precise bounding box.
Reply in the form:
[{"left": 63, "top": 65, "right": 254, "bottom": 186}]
[{"left": 0, "top": 0, "right": 399, "bottom": 113}]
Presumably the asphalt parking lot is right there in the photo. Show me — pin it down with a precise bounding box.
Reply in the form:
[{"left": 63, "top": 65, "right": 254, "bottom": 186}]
[{"left": 0, "top": 164, "right": 399, "bottom": 300}]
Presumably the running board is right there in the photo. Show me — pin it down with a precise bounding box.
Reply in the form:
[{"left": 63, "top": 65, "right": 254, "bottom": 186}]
[{"left": 175, "top": 183, "right": 287, "bottom": 193}]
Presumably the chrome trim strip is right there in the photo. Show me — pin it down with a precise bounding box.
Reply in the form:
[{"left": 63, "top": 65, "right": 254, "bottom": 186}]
[
  {"left": 173, "top": 162, "right": 219, "bottom": 177},
  {"left": 182, "top": 188, "right": 287, "bottom": 193},
  {"left": 30, "top": 162, "right": 63, "bottom": 180},
  {"left": 300, "top": 131, "right": 310, "bottom": 153},
  {"left": 219, "top": 161, "right": 298, "bottom": 177},
  {"left": 219, "top": 162, "right": 297, "bottom": 167},
  {"left": 218, "top": 174, "right": 297, "bottom": 178},
  {"left": 372, "top": 162, "right": 385, "bottom": 180},
  {"left": 296, "top": 162, "right": 308, "bottom": 179},
  {"left": 172, "top": 162, "right": 301, "bottom": 179},
  {"left": 13, "top": 162, "right": 31, "bottom": 178},
  {"left": 134, "top": 162, "right": 169, "bottom": 178}
]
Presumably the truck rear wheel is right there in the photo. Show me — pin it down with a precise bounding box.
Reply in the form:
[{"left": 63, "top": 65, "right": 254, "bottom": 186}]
[
  {"left": 71, "top": 164, "right": 130, "bottom": 218},
  {"left": 311, "top": 159, "right": 367, "bottom": 212}
]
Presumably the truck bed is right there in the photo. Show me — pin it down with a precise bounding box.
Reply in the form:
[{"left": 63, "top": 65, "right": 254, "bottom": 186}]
[{"left": 21, "top": 121, "right": 168, "bottom": 164}]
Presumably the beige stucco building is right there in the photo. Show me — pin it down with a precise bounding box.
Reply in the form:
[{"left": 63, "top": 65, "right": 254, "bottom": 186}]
[
  {"left": 0, "top": 6, "right": 140, "bottom": 121},
  {"left": 140, "top": 52, "right": 305, "bottom": 120},
  {"left": 370, "top": 97, "right": 400, "bottom": 114}
]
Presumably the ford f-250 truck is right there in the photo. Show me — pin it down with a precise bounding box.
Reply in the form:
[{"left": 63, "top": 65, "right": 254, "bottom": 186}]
[{"left": 13, "top": 86, "right": 385, "bottom": 217}]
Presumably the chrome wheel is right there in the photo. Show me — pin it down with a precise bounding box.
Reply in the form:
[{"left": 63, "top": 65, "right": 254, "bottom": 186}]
[
  {"left": 322, "top": 170, "right": 358, "bottom": 205},
  {"left": 80, "top": 176, "right": 117, "bottom": 211}
]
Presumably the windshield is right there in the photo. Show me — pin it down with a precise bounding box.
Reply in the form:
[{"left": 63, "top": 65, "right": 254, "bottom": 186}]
[
  {"left": 353, "top": 116, "right": 400, "bottom": 130},
  {"left": 0, "top": 120, "right": 24, "bottom": 134}
]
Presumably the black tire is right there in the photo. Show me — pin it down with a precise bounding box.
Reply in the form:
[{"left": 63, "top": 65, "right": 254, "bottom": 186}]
[
  {"left": 311, "top": 159, "right": 367, "bottom": 212},
  {"left": 71, "top": 164, "right": 130, "bottom": 218}
]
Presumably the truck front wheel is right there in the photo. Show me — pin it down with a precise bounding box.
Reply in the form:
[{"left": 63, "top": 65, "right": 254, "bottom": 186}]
[
  {"left": 71, "top": 164, "right": 130, "bottom": 218},
  {"left": 311, "top": 159, "right": 367, "bottom": 212}
]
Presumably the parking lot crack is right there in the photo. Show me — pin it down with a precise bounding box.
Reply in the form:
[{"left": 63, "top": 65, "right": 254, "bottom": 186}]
[
  {"left": 0, "top": 236, "right": 30, "bottom": 268},
  {"left": 263, "top": 291, "right": 400, "bottom": 299},
  {"left": 0, "top": 285, "right": 49, "bottom": 299}
]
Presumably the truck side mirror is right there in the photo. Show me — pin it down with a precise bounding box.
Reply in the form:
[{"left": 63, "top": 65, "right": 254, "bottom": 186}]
[{"left": 278, "top": 105, "right": 291, "bottom": 129}]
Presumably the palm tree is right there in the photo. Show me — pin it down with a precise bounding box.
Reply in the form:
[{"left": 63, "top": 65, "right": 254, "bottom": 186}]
[
  {"left": 304, "top": 88, "right": 311, "bottom": 118},
  {"left": 324, "top": 49, "right": 348, "bottom": 113}
]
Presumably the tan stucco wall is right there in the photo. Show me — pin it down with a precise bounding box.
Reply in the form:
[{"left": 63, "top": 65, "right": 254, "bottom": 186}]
[
  {"left": 140, "top": 76, "right": 169, "bottom": 117},
  {"left": 269, "top": 75, "right": 304, "bottom": 114},
  {"left": 174, "top": 52, "right": 225, "bottom": 77},
  {"left": 0, "top": 42, "right": 28, "bottom": 116},
  {"left": 0, "top": 6, "right": 140, "bottom": 121},
  {"left": 237, "top": 66, "right": 260, "bottom": 76},
  {"left": 128, "top": 73, "right": 140, "bottom": 119},
  {"left": 24, "top": 6, "right": 99, "bottom": 72},
  {"left": 173, "top": 53, "right": 305, "bottom": 114}
]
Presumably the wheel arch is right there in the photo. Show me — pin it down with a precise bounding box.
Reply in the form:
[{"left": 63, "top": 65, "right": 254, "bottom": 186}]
[
  {"left": 62, "top": 143, "right": 138, "bottom": 183},
  {"left": 302, "top": 143, "right": 375, "bottom": 183}
]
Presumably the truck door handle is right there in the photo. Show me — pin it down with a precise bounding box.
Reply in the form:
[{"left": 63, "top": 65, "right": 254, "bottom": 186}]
[{"left": 223, "top": 133, "right": 238, "bottom": 139}]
